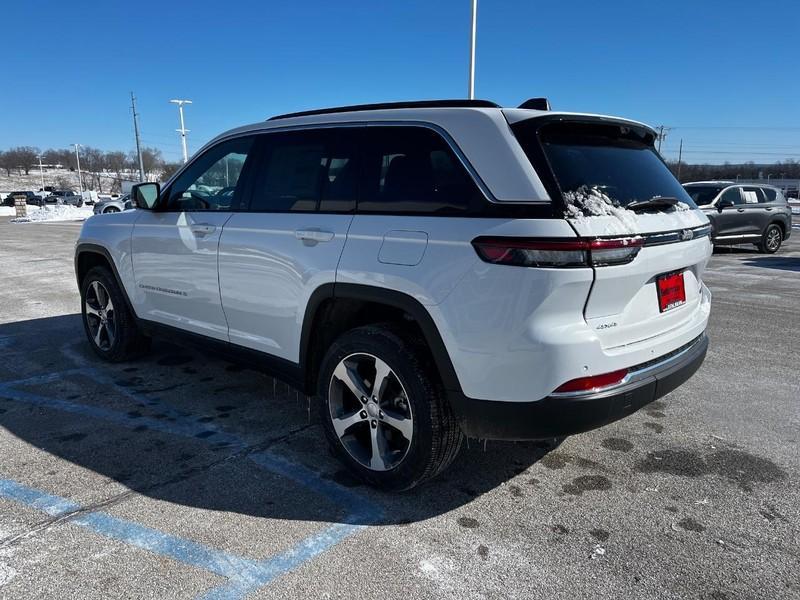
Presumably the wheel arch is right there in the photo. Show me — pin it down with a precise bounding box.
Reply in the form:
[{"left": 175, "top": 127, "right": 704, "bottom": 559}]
[
  {"left": 300, "top": 283, "right": 462, "bottom": 397},
  {"left": 75, "top": 244, "right": 136, "bottom": 316}
]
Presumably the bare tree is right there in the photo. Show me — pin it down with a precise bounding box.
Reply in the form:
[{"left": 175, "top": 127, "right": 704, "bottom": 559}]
[
  {"left": 105, "top": 151, "right": 130, "bottom": 192},
  {"left": 9, "top": 146, "right": 39, "bottom": 175},
  {"left": 0, "top": 150, "right": 11, "bottom": 177},
  {"left": 159, "top": 162, "right": 182, "bottom": 182},
  {"left": 134, "top": 147, "right": 164, "bottom": 181},
  {"left": 80, "top": 146, "right": 106, "bottom": 192}
]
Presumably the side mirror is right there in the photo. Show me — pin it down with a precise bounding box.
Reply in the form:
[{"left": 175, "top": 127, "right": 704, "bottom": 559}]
[
  {"left": 717, "top": 198, "right": 733, "bottom": 212},
  {"left": 132, "top": 182, "right": 160, "bottom": 210}
]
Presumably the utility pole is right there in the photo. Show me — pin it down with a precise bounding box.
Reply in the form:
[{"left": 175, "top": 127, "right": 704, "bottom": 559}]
[
  {"left": 131, "top": 92, "right": 145, "bottom": 182},
  {"left": 37, "top": 155, "right": 45, "bottom": 192},
  {"left": 655, "top": 125, "right": 672, "bottom": 154},
  {"left": 73, "top": 144, "right": 83, "bottom": 195},
  {"left": 677, "top": 138, "right": 683, "bottom": 180},
  {"left": 468, "top": 0, "right": 477, "bottom": 99},
  {"left": 170, "top": 99, "right": 192, "bottom": 163}
]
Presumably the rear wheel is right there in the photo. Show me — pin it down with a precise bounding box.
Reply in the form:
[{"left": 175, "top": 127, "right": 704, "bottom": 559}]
[
  {"left": 318, "top": 325, "right": 462, "bottom": 490},
  {"left": 758, "top": 224, "right": 782, "bottom": 254},
  {"left": 81, "top": 266, "right": 149, "bottom": 361},
  {"left": 104, "top": 206, "right": 120, "bottom": 214}
]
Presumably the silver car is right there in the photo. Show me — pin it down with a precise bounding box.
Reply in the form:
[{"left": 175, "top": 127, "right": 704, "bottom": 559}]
[{"left": 93, "top": 194, "right": 134, "bottom": 214}]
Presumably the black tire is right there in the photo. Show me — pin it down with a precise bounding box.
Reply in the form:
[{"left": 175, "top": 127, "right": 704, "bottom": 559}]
[
  {"left": 758, "top": 223, "right": 782, "bottom": 254},
  {"left": 104, "top": 206, "right": 120, "bottom": 214},
  {"left": 80, "top": 266, "right": 150, "bottom": 362},
  {"left": 317, "top": 324, "right": 463, "bottom": 491}
]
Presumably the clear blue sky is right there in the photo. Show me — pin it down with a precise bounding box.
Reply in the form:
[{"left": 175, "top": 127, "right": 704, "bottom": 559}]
[{"left": 3, "top": 0, "right": 798, "bottom": 164}]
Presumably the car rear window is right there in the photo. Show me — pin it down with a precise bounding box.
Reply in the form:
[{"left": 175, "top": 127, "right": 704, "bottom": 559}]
[
  {"left": 683, "top": 185, "right": 724, "bottom": 205},
  {"left": 512, "top": 119, "right": 696, "bottom": 210}
]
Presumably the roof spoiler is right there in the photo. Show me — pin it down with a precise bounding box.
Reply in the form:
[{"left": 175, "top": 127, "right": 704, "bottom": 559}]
[{"left": 518, "top": 98, "right": 551, "bottom": 111}]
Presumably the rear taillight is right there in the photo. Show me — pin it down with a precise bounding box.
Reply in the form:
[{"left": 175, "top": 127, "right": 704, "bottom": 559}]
[
  {"left": 553, "top": 369, "right": 629, "bottom": 394},
  {"left": 471, "top": 236, "right": 644, "bottom": 268}
]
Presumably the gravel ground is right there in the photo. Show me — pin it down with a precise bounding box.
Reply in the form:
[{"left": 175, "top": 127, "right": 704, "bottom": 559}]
[{"left": 0, "top": 220, "right": 797, "bottom": 600}]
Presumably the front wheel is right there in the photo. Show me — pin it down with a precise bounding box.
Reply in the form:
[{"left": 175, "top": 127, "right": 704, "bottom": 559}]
[
  {"left": 318, "top": 325, "right": 462, "bottom": 490},
  {"left": 81, "top": 266, "right": 149, "bottom": 361},
  {"left": 104, "top": 206, "right": 120, "bottom": 213},
  {"left": 758, "top": 224, "right": 782, "bottom": 254}
]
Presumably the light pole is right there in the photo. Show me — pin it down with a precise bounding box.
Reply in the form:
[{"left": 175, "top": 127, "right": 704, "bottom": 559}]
[
  {"left": 170, "top": 99, "right": 192, "bottom": 163},
  {"left": 73, "top": 144, "right": 83, "bottom": 195},
  {"left": 37, "top": 155, "right": 45, "bottom": 192},
  {"left": 468, "top": 0, "right": 477, "bottom": 99}
]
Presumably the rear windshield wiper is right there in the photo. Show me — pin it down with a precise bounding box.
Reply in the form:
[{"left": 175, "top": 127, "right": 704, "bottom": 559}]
[{"left": 626, "top": 196, "right": 680, "bottom": 213}]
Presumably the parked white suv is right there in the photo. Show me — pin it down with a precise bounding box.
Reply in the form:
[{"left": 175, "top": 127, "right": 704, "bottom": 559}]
[{"left": 75, "top": 99, "right": 712, "bottom": 489}]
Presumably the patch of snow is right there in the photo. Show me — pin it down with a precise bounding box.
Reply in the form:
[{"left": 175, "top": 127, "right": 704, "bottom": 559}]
[
  {"left": 563, "top": 186, "right": 640, "bottom": 235},
  {"left": 564, "top": 186, "right": 708, "bottom": 236},
  {"left": 590, "top": 544, "right": 606, "bottom": 559},
  {"left": 0, "top": 562, "right": 16, "bottom": 587},
  {"left": 10, "top": 205, "right": 93, "bottom": 223}
]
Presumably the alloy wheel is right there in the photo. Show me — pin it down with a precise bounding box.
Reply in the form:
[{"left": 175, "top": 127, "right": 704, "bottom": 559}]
[
  {"left": 766, "top": 227, "right": 781, "bottom": 252},
  {"left": 85, "top": 281, "right": 116, "bottom": 351},
  {"left": 328, "top": 353, "right": 413, "bottom": 471}
]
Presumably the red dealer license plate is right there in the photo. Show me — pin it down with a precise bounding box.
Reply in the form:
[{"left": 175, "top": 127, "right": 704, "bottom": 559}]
[{"left": 657, "top": 271, "right": 686, "bottom": 312}]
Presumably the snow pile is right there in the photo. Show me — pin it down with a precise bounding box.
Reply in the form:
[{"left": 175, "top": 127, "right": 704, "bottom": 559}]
[
  {"left": 10, "top": 204, "right": 93, "bottom": 223},
  {"left": 563, "top": 186, "right": 640, "bottom": 232},
  {"left": 674, "top": 201, "right": 692, "bottom": 211}
]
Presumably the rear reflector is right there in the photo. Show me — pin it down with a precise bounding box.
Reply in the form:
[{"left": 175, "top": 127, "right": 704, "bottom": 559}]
[
  {"left": 472, "top": 236, "right": 643, "bottom": 268},
  {"left": 553, "top": 369, "right": 629, "bottom": 394}
]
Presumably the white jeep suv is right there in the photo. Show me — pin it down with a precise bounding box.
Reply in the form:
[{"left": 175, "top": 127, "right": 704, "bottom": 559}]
[{"left": 75, "top": 99, "right": 712, "bottom": 490}]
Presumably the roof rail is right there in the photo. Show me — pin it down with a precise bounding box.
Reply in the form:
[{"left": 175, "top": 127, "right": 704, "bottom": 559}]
[{"left": 268, "top": 99, "right": 501, "bottom": 121}]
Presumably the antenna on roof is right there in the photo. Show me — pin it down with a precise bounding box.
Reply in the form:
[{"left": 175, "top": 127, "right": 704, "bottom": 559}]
[{"left": 518, "top": 98, "right": 551, "bottom": 111}]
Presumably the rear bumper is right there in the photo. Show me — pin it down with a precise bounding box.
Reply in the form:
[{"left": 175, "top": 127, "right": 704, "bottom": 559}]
[{"left": 449, "top": 333, "right": 708, "bottom": 440}]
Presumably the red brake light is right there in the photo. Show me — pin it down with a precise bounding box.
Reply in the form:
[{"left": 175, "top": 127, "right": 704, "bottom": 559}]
[
  {"left": 472, "top": 237, "right": 643, "bottom": 268},
  {"left": 553, "top": 369, "right": 629, "bottom": 394}
]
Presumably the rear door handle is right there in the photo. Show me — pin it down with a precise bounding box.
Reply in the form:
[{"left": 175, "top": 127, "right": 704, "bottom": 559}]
[
  {"left": 295, "top": 228, "right": 335, "bottom": 243},
  {"left": 737, "top": 208, "right": 745, "bottom": 212},
  {"left": 765, "top": 207, "right": 773, "bottom": 211},
  {"left": 190, "top": 223, "right": 216, "bottom": 236}
]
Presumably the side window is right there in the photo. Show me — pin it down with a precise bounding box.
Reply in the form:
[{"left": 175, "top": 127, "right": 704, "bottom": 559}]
[
  {"left": 720, "top": 187, "right": 743, "bottom": 206},
  {"left": 166, "top": 136, "right": 254, "bottom": 211},
  {"left": 742, "top": 187, "right": 763, "bottom": 204},
  {"left": 359, "top": 126, "right": 484, "bottom": 214},
  {"left": 761, "top": 188, "right": 777, "bottom": 203},
  {"left": 249, "top": 129, "right": 358, "bottom": 212}
]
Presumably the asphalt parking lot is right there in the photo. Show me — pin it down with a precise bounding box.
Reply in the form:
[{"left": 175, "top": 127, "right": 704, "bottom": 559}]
[{"left": 0, "top": 221, "right": 798, "bottom": 600}]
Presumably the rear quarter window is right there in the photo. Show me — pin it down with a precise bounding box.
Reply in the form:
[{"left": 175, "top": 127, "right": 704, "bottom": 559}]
[{"left": 358, "top": 126, "right": 484, "bottom": 214}]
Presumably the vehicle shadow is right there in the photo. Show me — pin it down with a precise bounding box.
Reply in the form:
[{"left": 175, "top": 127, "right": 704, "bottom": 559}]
[
  {"left": 741, "top": 256, "right": 800, "bottom": 273},
  {"left": 0, "top": 314, "right": 556, "bottom": 527}
]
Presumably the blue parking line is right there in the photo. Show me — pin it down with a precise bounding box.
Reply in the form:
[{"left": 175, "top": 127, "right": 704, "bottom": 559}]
[
  {"left": 0, "top": 476, "right": 366, "bottom": 599},
  {"left": 0, "top": 369, "right": 383, "bottom": 598}
]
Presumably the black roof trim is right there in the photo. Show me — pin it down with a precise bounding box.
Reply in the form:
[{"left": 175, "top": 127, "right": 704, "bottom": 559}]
[{"left": 268, "top": 99, "right": 501, "bottom": 121}]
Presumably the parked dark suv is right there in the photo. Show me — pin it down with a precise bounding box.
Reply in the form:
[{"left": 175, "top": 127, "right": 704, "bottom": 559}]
[
  {"left": 3, "top": 191, "right": 39, "bottom": 207},
  {"left": 683, "top": 181, "right": 792, "bottom": 253}
]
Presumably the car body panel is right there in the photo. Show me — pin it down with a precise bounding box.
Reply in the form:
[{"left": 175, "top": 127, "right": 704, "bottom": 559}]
[
  {"left": 218, "top": 212, "right": 354, "bottom": 361},
  {"left": 130, "top": 211, "right": 233, "bottom": 341}
]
